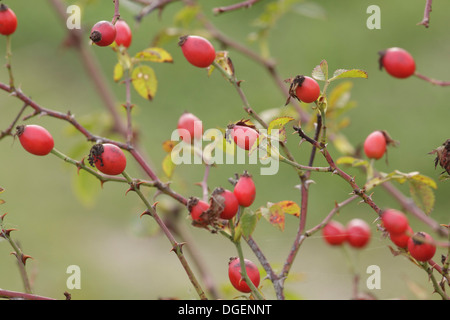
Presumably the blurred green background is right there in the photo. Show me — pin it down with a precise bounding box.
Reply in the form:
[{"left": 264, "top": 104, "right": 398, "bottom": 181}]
[{"left": 1, "top": 0, "right": 449, "bottom": 300}]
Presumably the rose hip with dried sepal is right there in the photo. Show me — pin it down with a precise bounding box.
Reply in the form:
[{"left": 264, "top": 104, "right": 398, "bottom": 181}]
[
  {"left": 407, "top": 232, "right": 436, "bottom": 262},
  {"left": 379, "top": 47, "right": 416, "bottom": 79},
  {"left": 227, "top": 122, "right": 259, "bottom": 151},
  {"left": 178, "top": 35, "right": 216, "bottom": 68},
  {"left": 88, "top": 143, "right": 127, "bottom": 175},
  {"left": 16, "top": 124, "right": 54, "bottom": 156},
  {"left": 187, "top": 197, "right": 210, "bottom": 223},
  {"left": 90, "top": 20, "right": 117, "bottom": 47},
  {"left": 212, "top": 188, "right": 239, "bottom": 220},
  {"left": 0, "top": 4, "right": 17, "bottom": 36}
]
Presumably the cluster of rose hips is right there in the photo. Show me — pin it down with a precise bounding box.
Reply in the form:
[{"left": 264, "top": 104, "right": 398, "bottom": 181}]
[
  {"left": 90, "top": 19, "right": 132, "bottom": 48},
  {"left": 15, "top": 124, "right": 127, "bottom": 176},
  {"left": 188, "top": 171, "right": 256, "bottom": 224},
  {"left": 322, "top": 218, "right": 371, "bottom": 249},
  {"left": 380, "top": 209, "right": 436, "bottom": 262}
]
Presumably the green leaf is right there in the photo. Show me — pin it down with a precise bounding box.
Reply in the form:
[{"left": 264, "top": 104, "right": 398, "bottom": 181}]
[
  {"left": 72, "top": 169, "right": 100, "bottom": 208},
  {"left": 162, "top": 154, "right": 176, "bottom": 178},
  {"left": 312, "top": 60, "right": 328, "bottom": 81},
  {"left": 134, "top": 48, "right": 174, "bottom": 63},
  {"left": 113, "top": 63, "right": 124, "bottom": 82},
  {"left": 329, "top": 69, "right": 368, "bottom": 81},
  {"left": 332, "top": 133, "right": 356, "bottom": 155},
  {"left": 240, "top": 209, "right": 259, "bottom": 237},
  {"left": 409, "top": 180, "right": 435, "bottom": 215},
  {"left": 336, "top": 156, "right": 368, "bottom": 167},
  {"left": 328, "top": 81, "right": 353, "bottom": 109},
  {"left": 267, "top": 116, "right": 294, "bottom": 143},
  {"left": 131, "top": 65, "right": 157, "bottom": 100}
]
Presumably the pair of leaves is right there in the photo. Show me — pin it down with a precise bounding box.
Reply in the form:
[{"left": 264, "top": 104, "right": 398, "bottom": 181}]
[
  {"left": 114, "top": 47, "right": 173, "bottom": 101},
  {"left": 312, "top": 60, "right": 368, "bottom": 82}
]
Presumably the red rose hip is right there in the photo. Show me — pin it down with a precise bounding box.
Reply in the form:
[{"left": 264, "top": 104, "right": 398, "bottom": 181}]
[
  {"left": 228, "top": 257, "right": 260, "bottom": 293},
  {"left": 390, "top": 225, "right": 413, "bottom": 249},
  {"left": 187, "top": 197, "right": 210, "bottom": 222},
  {"left": 233, "top": 172, "right": 256, "bottom": 207},
  {"left": 177, "top": 112, "right": 203, "bottom": 143},
  {"left": 16, "top": 125, "right": 54, "bottom": 156},
  {"left": 322, "top": 220, "right": 347, "bottom": 246},
  {"left": 179, "top": 35, "right": 216, "bottom": 68},
  {"left": 346, "top": 219, "right": 371, "bottom": 249},
  {"left": 88, "top": 143, "right": 126, "bottom": 175},
  {"left": 379, "top": 47, "right": 416, "bottom": 79},
  {"left": 90, "top": 21, "right": 117, "bottom": 47},
  {"left": 213, "top": 188, "right": 239, "bottom": 220},
  {"left": 294, "top": 76, "right": 321, "bottom": 103},
  {"left": 364, "top": 130, "right": 387, "bottom": 160},
  {"left": 114, "top": 19, "right": 132, "bottom": 48},
  {"left": 229, "top": 125, "right": 259, "bottom": 151},
  {"left": 407, "top": 232, "right": 436, "bottom": 262},
  {"left": 0, "top": 4, "right": 17, "bottom": 36},
  {"left": 381, "top": 209, "right": 409, "bottom": 235}
]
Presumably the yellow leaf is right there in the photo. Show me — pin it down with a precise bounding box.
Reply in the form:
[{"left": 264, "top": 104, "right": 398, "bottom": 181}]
[{"left": 131, "top": 65, "right": 157, "bottom": 100}]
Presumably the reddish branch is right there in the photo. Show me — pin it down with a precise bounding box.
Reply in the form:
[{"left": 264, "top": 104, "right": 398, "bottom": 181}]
[
  {"left": 418, "top": 0, "right": 433, "bottom": 28},
  {"left": 213, "top": 0, "right": 262, "bottom": 15}
]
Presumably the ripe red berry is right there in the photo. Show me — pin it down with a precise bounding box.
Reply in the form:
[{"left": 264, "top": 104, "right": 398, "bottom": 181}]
[
  {"left": 214, "top": 188, "right": 239, "bottom": 220},
  {"left": 16, "top": 125, "right": 54, "bottom": 156},
  {"left": 346, "top": 219, "right": 371, "bottom": 249},
  {"left": 322, "top": 220, "right": 347, "bottom": 246},
  {"left": 114, "top": 19, "right": 132, "bottom": 48},
  {"left": 90, "top": 21, "right": 117, "bottom": 47},
  {"left": 228, "top": 257, "right": 260, "bottom": 293},
  {"left": 187, "top": 197, "right": 210, "bottom": 222},
  {"left": 379, "top": 47, "right": 416, "bottom": 79},
  {"left": 389, "top": 225, "right": 413, "bottom": 249},
  {"left": 177, "top": 112, "right": 203, "bottom": 143},
  {"left": 229, "top": 125, "right": 259, "bottom": 151},
  {"left": 381, "top": 209, "right": 409, "bottom": 235},
  {"left": 407, "top": 232, "right": 436, "bottom": 262},
  {"left": 88, "top": 143, "right": 126, "bottom": 175},
  {"left": 178, "top": 35, "right": 216, "bottom": 68},
  {"left": 0, "top": 4, "right": 17, "bottom": 36},
  {"left": 294, "top": 76, "right": 321, "bottom": 103},
  {"left": 233, "top": 172, "right": 256, "bottom": 207},
  {"left": 364, "top": 130, "right": 387, "bottom": 160}
]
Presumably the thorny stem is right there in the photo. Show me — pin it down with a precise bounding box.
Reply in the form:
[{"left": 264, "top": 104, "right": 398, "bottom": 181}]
[
  {"left": 0, "top": 219, "right": 32, "bottom": 294},
  {"left": 213, "top": 0, "right": 261, "bottom": 15},
  {"left": 5, "top": 35, "right": 14, "bottom": 90},
  {"left": 112, "top": 0, "right": 121, "bottom": 24},
  {"left": 419, "top": 261, "right": 449, "bottom": 300},
  {"left": 121, "top": 170, "right": 207, "bottom": 300}
]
